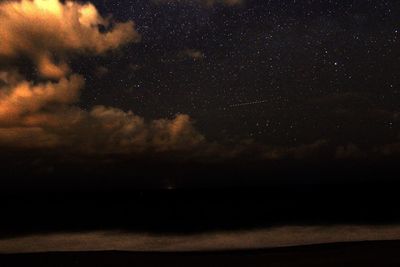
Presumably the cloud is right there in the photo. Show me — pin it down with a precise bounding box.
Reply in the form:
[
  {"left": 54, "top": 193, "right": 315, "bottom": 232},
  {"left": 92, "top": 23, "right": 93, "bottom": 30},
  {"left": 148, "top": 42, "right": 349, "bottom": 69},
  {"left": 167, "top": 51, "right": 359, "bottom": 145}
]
[
  {"left": 153, "top": 0, "right": 244, "bottom": 7},
  {"left": 180, "top": 49, "right": 205, "bottom": 60},
  {"left": 0, "top": 72, "right": 84, "bottom": 123},
  {"left": 375, "top": 142, "right": 400, "bottom": 157},
  {"left": 263, "top": 140, "right": 329, "bottom": 160},
  {"left": 335, "top": 143, "right": 363, "bottom": 159},
  {"left": 0, "top": 73, "right": 205, "bottom": 152},
  {"left": 0, "top": 0, "right": 140, "bottom": 79},
  {"left": 0, "top": 0, "right": 204, "bottom": 153}
]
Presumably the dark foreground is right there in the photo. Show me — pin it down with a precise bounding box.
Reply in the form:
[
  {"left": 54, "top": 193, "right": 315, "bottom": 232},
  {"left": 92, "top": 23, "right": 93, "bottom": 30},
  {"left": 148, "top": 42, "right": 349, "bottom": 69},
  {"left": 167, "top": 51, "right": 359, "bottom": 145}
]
[{"left": 2, "top": 240, "right": 400, "bottom": 267}]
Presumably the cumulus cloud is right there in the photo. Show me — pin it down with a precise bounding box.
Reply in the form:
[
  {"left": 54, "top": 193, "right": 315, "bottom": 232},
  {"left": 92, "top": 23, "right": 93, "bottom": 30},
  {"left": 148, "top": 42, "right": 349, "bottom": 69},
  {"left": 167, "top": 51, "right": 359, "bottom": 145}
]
[
  {"left": 0, "top": 0, "right": 204, "bottom": 153},
  {"left": 0, "top": 72, "right": 204, "bottom": 153},
  {"left": 0, "top": 72, "right": 84, "bottom": 123},
  {"left": 0, "top": 0, "right": 139, "bottom": 79}
]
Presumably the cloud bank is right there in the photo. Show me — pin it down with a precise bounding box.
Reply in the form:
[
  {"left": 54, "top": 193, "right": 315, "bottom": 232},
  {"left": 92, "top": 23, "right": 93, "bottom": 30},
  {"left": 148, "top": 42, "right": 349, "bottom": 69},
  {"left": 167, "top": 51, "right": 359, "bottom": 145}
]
[{"left": 0, "top": 0, "right": 204, "bottom": 153}]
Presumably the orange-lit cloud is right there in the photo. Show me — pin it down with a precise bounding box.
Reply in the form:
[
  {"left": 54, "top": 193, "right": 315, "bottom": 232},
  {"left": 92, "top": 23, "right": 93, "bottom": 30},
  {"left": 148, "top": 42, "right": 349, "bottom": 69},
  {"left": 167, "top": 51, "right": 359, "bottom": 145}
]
[
  {"left": 0, "top": 0, "right": 139, "bottom": 79},
  {"left": 0, "top": 72, "right": 84, "bottom": 123},
  {"left": 0, "top": 71, "right": 204, "bottom": 152}
]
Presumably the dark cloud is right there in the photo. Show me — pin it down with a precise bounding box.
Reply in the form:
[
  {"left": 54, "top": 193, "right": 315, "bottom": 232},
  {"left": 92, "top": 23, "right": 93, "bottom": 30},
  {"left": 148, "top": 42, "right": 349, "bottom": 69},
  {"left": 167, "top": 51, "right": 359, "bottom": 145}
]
[{"left": 179, "top": 49, "right": 205, "bottom": 60}]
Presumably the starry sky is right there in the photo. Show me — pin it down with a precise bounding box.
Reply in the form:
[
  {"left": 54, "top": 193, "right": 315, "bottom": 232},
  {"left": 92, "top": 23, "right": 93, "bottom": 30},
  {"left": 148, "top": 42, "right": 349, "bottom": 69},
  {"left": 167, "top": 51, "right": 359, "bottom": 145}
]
[{"left": 76, "top": 0, "right": 400, "bottom": 149}]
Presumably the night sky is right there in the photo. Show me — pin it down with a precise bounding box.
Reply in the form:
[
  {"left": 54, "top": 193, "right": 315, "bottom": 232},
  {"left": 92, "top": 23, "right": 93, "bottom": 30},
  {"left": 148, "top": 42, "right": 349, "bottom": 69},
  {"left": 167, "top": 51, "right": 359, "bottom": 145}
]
[{"left": 78, "top": 0, "right": 400, "bottom": 148}]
